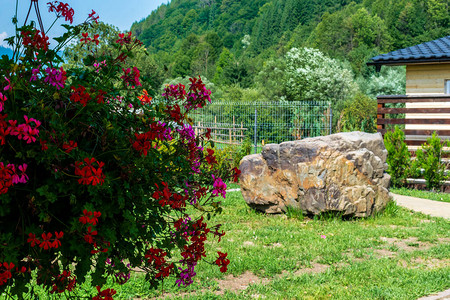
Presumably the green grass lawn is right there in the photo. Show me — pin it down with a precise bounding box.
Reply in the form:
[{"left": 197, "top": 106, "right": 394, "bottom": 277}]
[
  {"left": 391, "top": 187, "right": 450, "bottom": 203},
  {"left": 11, "top": 191, "right": 449, "bottom": 299},
  {"left": 106, "top": 191, "right": 450, "bottom": 300}
]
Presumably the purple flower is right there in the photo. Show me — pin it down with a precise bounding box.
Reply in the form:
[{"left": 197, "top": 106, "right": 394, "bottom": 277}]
[
  {"left": 43, "top": 67, "right": 66, "bottom": 90},
  {"left": 177, "top": 124, "right": 195, "bottom": 141},
  {"left": 212, "top": 175, "right": 227, "bottom": 198},
  {"left": 176, "top": 262, "right": 197, "bottom": 287},
  {"left": 30, "top": 67, "right": 40, "bottom": 82}
]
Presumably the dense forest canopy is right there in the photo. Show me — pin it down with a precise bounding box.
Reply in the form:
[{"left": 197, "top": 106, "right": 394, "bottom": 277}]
[
  {"left": 66, "top": 0, "right": 450, "bottom": 131},
  {"left": 131, "top": 0, "right": 448, "bottom": 82}
]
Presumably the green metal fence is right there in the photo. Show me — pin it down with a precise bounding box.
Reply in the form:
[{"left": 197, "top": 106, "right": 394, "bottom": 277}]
[{"left": 190, "top": 100, "right": 332, "bottom": 153}]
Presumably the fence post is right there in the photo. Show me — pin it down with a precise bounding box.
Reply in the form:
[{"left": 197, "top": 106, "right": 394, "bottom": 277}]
[
  {"left": 254, "top": 107, "right": 257, "bottom": 154},
  {"left": 329, "top": 106, "right": 333, "bottom": 135},
  {"left": 214, "top": 115, "right": 217, "bottom": 143}
]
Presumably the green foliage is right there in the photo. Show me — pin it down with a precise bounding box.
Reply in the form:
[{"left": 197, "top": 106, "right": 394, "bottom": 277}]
[
  {"left": 213, "top": 138, "right": 252, "bottom": 174},
  {"left": 384, "top": 126, "right": 411, "bottom": 187},
  {"left": 337, "top": 92, "right": 377, "bottom": 133},
  {"left": 412, "top": 133, "right": 449, "bottom": 190},
  {"left": 358, "top": 66, "right": 406, "bottom": 99}
]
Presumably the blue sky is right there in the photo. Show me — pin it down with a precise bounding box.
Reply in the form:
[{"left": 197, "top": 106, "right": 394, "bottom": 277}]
[{"left": 0, "top": 0, "right": 169, "bottom": 48}]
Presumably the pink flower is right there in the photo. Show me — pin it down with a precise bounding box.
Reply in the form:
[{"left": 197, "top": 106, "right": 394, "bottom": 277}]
[
  {"left": 30, "top": 68, "right": 40, "bottom": 82},
  {"left": 4, "top": 77, "right": 11, "bottom": 91},
  {"left": 44, "top": 67, "right": 67, "bottom": 90},
  {"left": 211, "top": 175, "right": 226, "bottom": 198},
  {"left": 320, "top": 235, "right": 326, "bottom": 239},
  {"left": 0, "top": 92, "right": 6, "bottom": 112}
]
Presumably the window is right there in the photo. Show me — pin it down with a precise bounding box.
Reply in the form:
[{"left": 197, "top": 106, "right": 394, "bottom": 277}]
[{"left": 446, "top": 80, "right": 450, "bottom": 94}]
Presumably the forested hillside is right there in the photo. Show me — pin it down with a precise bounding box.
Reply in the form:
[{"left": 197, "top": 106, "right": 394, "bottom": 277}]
[{"left": 132, "top": 0, "right": 448, "bottom": 79}]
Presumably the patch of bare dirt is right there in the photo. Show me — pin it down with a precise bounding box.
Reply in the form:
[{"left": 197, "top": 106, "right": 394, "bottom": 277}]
[
  {"left": 243, "top": 241, "right": 256, "bottom": 247},
  {"left": 216, "top": 271, "right": 269, "bottom": 295},
  {"left": 373, "top": 249, "right": 397, "bottom": 258},
  {"left": 293, "top": 262, "right": 330, "bottom": 276},
  {"left": 397, "top": 257, "right": 450, "bottom": 269},
  {"left": 379, "top": 236, "right": 432, "bottom": 251}
]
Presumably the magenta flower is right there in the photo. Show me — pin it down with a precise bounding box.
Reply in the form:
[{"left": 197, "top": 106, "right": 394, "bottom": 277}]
[
  {"left": 0, "top": 92, "right": 6, "bottom": 112},
  {"left": 43, "top": 67, "right": 67, "bottom": 90},
  {"left": 30, "top": 68, "right": 40, "bottom": 82},
  {"left": 212, "top": 175, "right": 226, "bottom": 198}
]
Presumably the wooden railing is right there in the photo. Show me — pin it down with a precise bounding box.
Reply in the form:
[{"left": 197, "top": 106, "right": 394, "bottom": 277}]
[
  {"left": 193, "top": 122, "right": 248, "bottom": 146},
  {"left": 377, "top": 95, "right": 450, "bottom": 146}
]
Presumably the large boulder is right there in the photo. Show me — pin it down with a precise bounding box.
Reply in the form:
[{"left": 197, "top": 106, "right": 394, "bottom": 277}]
[{"left": 239, "top": 132, "right": 391, "bottom": 217}]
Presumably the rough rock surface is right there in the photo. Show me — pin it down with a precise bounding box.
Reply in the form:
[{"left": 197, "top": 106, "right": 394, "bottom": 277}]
[{"left": 239, "top": 132, "right": 391, "bottom": 217}]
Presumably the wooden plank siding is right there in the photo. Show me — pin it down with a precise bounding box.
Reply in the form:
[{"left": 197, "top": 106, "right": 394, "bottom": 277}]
[
  {"left": 405, "top": 63, "right": 450, "bottom": 131},
  {"left": 377, "top": 95, "right": 450, "bottom": 147},
  {"left": 406, "top": 64, "right": 450, "bottom": 94}
]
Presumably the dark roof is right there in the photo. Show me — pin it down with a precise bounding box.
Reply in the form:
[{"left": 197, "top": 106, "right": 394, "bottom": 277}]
[{"left": 368, "top": 35, "right": 450, "bottom": 68}]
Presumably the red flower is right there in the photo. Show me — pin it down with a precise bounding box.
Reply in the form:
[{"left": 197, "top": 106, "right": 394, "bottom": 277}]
[
  {"left": 47, "top": 1, "right": 74, "bottom": 24},
  {"left": 40, "top": 139, "right": 49, "bottom": 151},
  {"left": 40, "top": 232, "right": 53, "bottom": 250},
  {"left": 88, "top": 10, "right": 99, "bottom": 23},
  {"left": 51, "top": 231, "right": 64, "bottom": 249},
  {"left": 84, "top": 226, "right": 97, "bottom": 244},
  {"left": 205, "top": 128, "right": 212, "bottom": 139},
  {"left": 80, "top": 32, "right": 91, "bottom": 44},
  {"left": 70, "top": 85, "right": 91, "bottom": 106},
  {"left": 79, "top": 209, "right": 101, "bottom": 225},
  {"left": 215, "top": 252, "right": 230, "bottom": 273},
  {"left": 27, "top": 233, "right": 40, "bottom": 247},
  {"left": 21, "top": 30, "right": 50, "bottom": 51},
  {"left": 75, "top": 157, "right": 105, "bottom": 186},
  {"left": 95, "top": 89, "right": 107, "bottom": 104},
  {"left": 0, "top": 262, "right": 14, "bottom": 286},
  {"left": 116, "top": 32, "right": 132, "bottom": 45},
  {"left": 62, "top": 140, "right": 77, "bottom": 153},
  {"left": 205, "top": 148, "right": 217, "bottom": 165},
  {"left": 144, "top": 248, "right": 174, "bottom": 278},
  {"left": 92, "top": 34, "right": 100, "bottom": 45},
  {"left": 93, "top": 286, "right": 116, "bottom": 300},
  {"left": 120, "top": 67, "right": 141, "bottom": 88},
  {"left": 232, "top": 167, "right": 241, "bottom": 183}
]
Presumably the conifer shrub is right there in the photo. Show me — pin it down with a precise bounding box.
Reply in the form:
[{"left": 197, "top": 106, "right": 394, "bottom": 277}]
[{"left": 384, "top": 126, "right": 410, "bottom": 187}]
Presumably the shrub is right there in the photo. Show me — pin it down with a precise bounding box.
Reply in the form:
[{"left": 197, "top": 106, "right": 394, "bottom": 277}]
[
  {"left": 412, "top": 132, "right": 449, "bottom": 190},
  {"left": 384, "top": 126, "right": 410, "bottom": 187},
  {"left": 211, "top": 138, "right": 252, "bottom": 179},
  {"left": 337, "top": 92, "right": 377, "bottom": 133},
  {"left": 0, "top": 2, "right": 236, "bottom": 298}
]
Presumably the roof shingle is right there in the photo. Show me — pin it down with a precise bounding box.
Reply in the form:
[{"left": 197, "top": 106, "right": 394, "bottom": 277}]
[{"left": 368, "top": 35, "right": 450, "bottom": 66}]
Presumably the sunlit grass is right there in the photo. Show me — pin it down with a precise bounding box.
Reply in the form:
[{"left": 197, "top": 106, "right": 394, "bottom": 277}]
[{"left": 10, "top": 191, "right": 449, "bottom": 299}]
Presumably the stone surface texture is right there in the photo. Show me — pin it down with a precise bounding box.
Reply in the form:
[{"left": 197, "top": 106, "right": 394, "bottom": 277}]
[{"left": 239, "top": 132, "right": 391, "bottom": 217}]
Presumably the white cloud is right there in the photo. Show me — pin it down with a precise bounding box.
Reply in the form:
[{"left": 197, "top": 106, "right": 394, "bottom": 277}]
[{"left": 0, "top": 32, "right": 12, "bottom": 49}]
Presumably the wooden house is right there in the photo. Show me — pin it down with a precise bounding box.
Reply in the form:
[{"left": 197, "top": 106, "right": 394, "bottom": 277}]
[{"left": 368, "top": 36, "right": 450, "bottom": 144}]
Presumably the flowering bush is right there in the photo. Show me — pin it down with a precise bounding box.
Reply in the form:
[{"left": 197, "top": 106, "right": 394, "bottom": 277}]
[{"left": 0, "top": 2, "right": 237, "bottom": 298}]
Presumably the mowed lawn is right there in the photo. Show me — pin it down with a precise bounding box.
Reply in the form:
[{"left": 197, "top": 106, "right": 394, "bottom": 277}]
[
  {"left": 25, "top": 190, "right": 449, "bottom": 299},
  {"left": 104, "top": 190, "right": 450, "bottom": 300}
]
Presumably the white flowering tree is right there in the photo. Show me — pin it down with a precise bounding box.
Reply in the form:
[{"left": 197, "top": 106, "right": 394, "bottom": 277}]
[{"left": 283, "top": 48, "right": 357, "bottom": 104}]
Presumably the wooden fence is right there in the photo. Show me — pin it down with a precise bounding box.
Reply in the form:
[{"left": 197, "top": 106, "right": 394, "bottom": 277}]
[
  {"left": 377, "top": 94, "right": 450, "bottom": 146},
  {"left": 377, "top": 95, "right": 450, "bottom": 190},
  {"left": 193, "top": 117, "right": 247, "bottom": 146}
]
